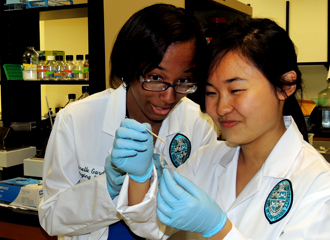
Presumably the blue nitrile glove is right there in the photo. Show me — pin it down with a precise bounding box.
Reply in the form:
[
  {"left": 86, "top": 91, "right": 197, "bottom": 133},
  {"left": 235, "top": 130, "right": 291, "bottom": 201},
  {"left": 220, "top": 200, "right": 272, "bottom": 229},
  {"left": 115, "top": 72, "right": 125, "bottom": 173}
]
[
  {"left": 157, "top": 169, "right": 227, "bottom": 238},
  {"left": 105, "top": 155, "right": 126, "bottom": 199},
  {"left": 111, "top": 119, "right": 154, "bottom": 183},
  {"left": 153, "top": 153, "right": 165, "bottom": 184}
]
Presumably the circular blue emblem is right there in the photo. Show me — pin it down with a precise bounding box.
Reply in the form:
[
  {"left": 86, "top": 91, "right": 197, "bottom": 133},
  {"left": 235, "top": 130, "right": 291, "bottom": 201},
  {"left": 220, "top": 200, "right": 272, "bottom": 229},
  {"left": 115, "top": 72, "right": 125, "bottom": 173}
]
[
  {"left": 264, "top": 179, "right": 293, "bottom": 224},
  {"left": 169, "top": 133, "right": 191, "bottom": 168}
]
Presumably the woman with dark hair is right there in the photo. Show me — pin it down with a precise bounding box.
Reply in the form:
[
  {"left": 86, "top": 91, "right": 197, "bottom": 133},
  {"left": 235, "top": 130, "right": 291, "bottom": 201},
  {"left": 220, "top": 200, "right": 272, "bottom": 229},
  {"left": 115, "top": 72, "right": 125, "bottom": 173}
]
[
  {"left": 38, "top": 4, "right": 217, "bottom": 240},
  {"left": 110, "top": 3, "right": 207, "bottom": 90},
  {"left": 203, "top": 16, "right": 308, "bottom": 141},
  {"left": 112, "top": 17, "right": 330, "bottom": 239}
]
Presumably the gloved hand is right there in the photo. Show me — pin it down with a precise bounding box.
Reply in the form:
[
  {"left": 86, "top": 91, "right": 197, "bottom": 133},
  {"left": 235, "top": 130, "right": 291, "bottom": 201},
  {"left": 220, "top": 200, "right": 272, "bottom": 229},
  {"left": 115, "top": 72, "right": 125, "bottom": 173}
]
[
  {"left": 105, "top": 154, "right": 126, "bottom": 199},
  {"left": 111, "top": 119, "right": 154, "bottom": 183},
  {"left": 153, "top": 154, "right": 164, "bottom": 184},
  {"left": 157, "top": 169, "right": 227, "bottom": 238}
]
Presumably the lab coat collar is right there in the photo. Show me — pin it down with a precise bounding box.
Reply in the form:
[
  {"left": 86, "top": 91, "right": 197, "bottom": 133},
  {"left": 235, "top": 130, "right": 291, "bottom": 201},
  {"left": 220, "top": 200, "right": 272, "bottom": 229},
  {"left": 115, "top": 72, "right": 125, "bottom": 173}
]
[
  {"left": 226, "top": 116, "right": 304, "bottom": 211},
  {"left": 102, "top": 84, "right": 127, "bottom": 136},
  {"left": 218, "top": 116, "right": 302, "bottom": 175},
  {"left": 262, "top": 116, "right": 304, "bottom": 178}
]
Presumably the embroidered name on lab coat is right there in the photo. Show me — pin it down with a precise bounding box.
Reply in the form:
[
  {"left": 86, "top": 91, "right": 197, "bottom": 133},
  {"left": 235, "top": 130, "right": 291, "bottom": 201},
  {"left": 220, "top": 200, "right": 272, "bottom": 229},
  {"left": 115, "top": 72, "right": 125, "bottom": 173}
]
[
  {"left": 169, "top": 133, "right": 191, "bottom": 168},
  {"left": 78, "top": 164, "right": 105, "bottom": 182},
  {"left": 264, "top": 179, "right": 293, "bottom": 224}
]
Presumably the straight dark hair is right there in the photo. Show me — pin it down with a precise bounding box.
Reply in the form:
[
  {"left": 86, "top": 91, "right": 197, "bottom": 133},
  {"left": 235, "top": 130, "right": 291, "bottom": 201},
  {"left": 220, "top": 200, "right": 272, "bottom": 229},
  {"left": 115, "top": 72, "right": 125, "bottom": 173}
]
[
  {"left": 110, "top": 3, "right": 207, "bottom": 90},
  {"left": 206, "top": 17, "right": 308, "bottom": 141}
]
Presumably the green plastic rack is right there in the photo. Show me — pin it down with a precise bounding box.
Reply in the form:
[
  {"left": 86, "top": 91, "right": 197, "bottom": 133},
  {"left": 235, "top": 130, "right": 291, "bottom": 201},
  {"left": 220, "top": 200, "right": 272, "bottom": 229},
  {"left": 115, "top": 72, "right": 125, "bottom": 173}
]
[{"left": 3, "top": 64, "right": 23, "bottom": 80}]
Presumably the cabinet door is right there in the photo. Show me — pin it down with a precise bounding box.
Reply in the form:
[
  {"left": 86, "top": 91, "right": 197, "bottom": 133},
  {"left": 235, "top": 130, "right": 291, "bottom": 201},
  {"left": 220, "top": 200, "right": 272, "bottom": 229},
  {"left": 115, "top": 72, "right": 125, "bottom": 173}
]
[
  {"left": 290, "top": 0, "right": 327, "bottom": 63},
  {"left": 239, "top": 0, "right": 327, "bottom": 63}
]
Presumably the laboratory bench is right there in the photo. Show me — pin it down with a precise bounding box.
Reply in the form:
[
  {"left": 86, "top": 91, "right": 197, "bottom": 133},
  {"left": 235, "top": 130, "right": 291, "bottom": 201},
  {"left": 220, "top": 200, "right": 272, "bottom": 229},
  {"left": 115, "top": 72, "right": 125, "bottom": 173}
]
[
  {"left": 0, "top": 148, "right": 50, "bottom": 239},
  {"left": 0, "top": 205, "right": 56, "bottom": 240}
]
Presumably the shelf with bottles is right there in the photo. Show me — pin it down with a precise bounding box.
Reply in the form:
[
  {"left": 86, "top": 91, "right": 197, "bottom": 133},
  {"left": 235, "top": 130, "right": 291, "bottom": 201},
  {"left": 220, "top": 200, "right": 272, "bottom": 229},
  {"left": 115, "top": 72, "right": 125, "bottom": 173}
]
[
  {"left": 1, "top": 6, "right": 90, "bottom": 82},
  {"left": 19, "top": 46, "right": 90, "bottom": 82},
  {"left": 1, "top": 1, "right": 105, "bottom": 95},
  {"left": 36, "top": 54, "right": 89, "bottom": 81},
  {"left": 1, "top": 2, "right": 105, "bottom": 129}
]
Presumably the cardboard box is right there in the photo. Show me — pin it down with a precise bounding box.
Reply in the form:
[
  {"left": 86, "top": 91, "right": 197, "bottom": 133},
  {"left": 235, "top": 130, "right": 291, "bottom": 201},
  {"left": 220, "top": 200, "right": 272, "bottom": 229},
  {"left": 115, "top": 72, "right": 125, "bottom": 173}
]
[
  {"left": 0, "top": 177, "right": 43, "bottom": 210},
  {"left": 24, "top": 157, "right": 44, "bottom": 178}
]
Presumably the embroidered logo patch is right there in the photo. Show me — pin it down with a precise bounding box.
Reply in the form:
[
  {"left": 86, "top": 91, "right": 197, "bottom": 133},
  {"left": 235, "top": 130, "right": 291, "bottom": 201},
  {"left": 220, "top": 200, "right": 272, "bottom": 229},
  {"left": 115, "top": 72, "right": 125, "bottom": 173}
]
[
  {"left": 264, "top": 179, "right": 293, "bottom": 224},
  {"left": 169, "top": 133, "right": 191, "bottom": 168}
]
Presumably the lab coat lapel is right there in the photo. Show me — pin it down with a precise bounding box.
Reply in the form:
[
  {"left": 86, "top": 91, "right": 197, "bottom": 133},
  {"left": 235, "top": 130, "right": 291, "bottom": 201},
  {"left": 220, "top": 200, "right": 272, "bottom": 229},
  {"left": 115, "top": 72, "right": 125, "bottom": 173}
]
[
  {"left": 214, "top": 144, "right": 263, "bottom": 212},
  {"left": 262, "top": 117, "right": 303, "bottom": 178},
  {"left": 216, "top": 145, "right": 240, "bottom": 211},
  {"left": 227, "top": 168, "right": 263, "bottom": 212},
  {"left": 102, "top": 85, "right": 126, "bottom": 137}
]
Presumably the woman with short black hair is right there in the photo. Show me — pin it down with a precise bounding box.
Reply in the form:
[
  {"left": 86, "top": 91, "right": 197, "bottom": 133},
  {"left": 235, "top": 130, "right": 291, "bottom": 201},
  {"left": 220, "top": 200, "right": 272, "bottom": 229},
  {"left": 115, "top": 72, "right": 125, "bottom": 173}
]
[{"left": 38, "top": 4, "right": 217, "bottom": 240}]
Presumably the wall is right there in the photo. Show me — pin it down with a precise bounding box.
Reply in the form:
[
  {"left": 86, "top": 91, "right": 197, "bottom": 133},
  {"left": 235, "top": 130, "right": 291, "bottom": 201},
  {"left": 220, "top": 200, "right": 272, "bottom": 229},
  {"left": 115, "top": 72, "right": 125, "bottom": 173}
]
[
  {"left": 239, "top": 0, "right": 328, "bottom": 101},
  {"left": 240, "top": 0, "right": 287, "bottom": 28}
]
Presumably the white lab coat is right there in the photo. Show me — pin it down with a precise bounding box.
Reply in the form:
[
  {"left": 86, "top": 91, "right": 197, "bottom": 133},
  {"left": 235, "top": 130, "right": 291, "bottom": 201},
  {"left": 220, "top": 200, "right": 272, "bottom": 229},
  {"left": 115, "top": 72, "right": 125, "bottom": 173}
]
[
  {"left": 118, "top": 116, "right": 330, "bottom": 240},
  {"left": 38, "top": 85, "right": 217, "bottom": 240}
]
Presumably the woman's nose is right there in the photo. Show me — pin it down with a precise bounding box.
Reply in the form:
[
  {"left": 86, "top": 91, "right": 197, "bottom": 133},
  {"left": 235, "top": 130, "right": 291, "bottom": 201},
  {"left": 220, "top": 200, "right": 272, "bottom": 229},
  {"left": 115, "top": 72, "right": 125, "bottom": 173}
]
[
  {"left": 160, "top": 87, "right": 177, "bottom": 104},
  {"left": 216, "top": 98, "right": 233, "bottom": 116}
]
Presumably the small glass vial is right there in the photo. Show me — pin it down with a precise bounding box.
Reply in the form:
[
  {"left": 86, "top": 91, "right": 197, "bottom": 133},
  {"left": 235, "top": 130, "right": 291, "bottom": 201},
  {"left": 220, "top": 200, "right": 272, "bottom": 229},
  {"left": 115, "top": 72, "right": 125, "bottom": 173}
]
[
  {"left": 22, "top": 46, "right": 39, "bottom": 81},
  {"left": 74, "top": 55, "right": 84, "bottom": 80},
  {"left": 64, "top": 94, "right": 76, "bottom": 108},
  {"left": 45, "top": 55, "right": 56, "bottom": 80},
  {"left": 54, "top": 55, "right": 65, "bottom": 80},
  {"left": 37, "top": 55, "right": 47, "bottom": 80},
  {"left": 64, "top": 55, "right": 75, "bottom": 80},
  {"left": 84, "top": 54, "right": 89, "bottom": 80},
  {"left": 23, "top": 64, "right": 37, "bottom": 80},
  {"left": 78, "top": 86, "right": 89, "bottom": 100}
]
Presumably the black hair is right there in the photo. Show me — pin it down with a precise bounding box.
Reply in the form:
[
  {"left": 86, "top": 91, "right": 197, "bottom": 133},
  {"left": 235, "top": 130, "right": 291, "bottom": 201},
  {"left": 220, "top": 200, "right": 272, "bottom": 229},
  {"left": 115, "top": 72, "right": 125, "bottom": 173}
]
[
  {"left": 109, "top": 3, "right": 207, "bottom": 91},
  {"left": 206, "top": 17, "right": 308, "bottom": 141}
]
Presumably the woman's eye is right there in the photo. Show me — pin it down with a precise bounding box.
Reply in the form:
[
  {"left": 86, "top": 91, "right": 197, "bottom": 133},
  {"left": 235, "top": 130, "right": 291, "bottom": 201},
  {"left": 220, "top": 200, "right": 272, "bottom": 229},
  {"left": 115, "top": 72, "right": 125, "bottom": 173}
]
[
  {"left": 205, "top": 92, "right": 216, "bottom": 96},
  {"left": 149, "top": 75, "right": 162, "bottom": 81},
  {"left": 232, "top": 89, "right": 242, "bottom": 93},
  {"left": 177, "top": 78, "right": 192, "bottom": 84}
]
